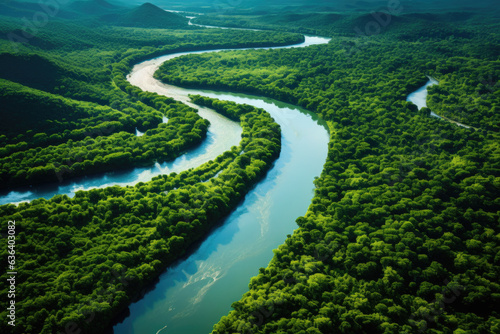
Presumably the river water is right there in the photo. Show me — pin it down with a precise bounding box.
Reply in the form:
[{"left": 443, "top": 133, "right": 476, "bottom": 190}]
[
  {"left": 112, "top": 36, "right": 330, "bottom": 334},
  {"left": 406, "top": 77, "right": 439, "bottom": 112}
]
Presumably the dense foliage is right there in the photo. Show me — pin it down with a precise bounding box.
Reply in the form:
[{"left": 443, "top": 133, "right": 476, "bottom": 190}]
[
  {"left": 192, "top": 10, "right": 500, "bottom": 39},
  {"left": 0, "top": 95, "right": 281, "bottom": 333},
  {"left": 157, "top": 14, "right": 500, "bottom": 334},
  {"left": 0, "top": 77, "right": 211, "bottom": 189},
  {"left": 1, "top": 2, "right": 499, "bottom": 333}
]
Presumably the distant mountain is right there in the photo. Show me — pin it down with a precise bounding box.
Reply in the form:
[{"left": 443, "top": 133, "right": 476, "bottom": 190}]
[
  {"left": 0, "top": 0, "right": 80, "bottom": 19},
  {"left": 0, "top": 53, "right": 64, "bottom": 91},
  {"left": 67, "top": 0, "right": 120, "bottom": 15},
  {"left": 0, "top": 1, "right": 189, "bottom": 29},
  {"left": 102, "top": 2, "right": 189, "bottom": 28},
  {"left": 138, "top": 0, "right": 499, "bottom": 14}
]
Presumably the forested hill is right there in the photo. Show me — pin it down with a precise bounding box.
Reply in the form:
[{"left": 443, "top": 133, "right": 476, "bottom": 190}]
[
  {"left": 0, "top": 1, "right": 190, "bottom": 29},
  {"left": 192, "top": 9, "right": 500, "bottom": 38},
  {"left": 143, "top": 0, "right": 499, "bottom": 14},
  {"left": 101, "top": 3, "right": 190, "bottom": 29}
]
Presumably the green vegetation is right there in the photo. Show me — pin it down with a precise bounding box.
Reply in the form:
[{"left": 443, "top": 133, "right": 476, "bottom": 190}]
[
  {"left": 156, "top": 0, "right": 498, "bottom": 15},
  {"left": 0, "top": 1, "right": 499, "bottom": 333},
  {"left": 192, "top": 9, "right": 500, "bottom": 37},
  {"left": 0, "top": 79, "right": 208, "bottom": 189},
  {"left": 156, "top": 11, "right": 500, "bottom": 334},
  {"left": 427, "top": 64, "right": 500, "bottom": 131}
]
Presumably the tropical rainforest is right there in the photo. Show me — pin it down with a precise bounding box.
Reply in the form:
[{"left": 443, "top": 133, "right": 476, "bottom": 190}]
[{"left": 0, "top": 0, "right": 499, "bottom": 333}]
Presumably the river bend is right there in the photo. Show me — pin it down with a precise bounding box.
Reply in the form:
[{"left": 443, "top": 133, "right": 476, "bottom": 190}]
[{"left": 112, "top": 35, "right": 331, "bottom": 333}]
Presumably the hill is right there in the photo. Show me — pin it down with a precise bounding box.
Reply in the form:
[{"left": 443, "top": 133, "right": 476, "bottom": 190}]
[
  {"left": 67, "top": 0, "right": 120, "bottom": 15},
  {"left": 0, "top": 1, "right": 189, "bottom": 29},
  {"left": 0, "top": 0, "right": 79, "bottom": 19},
  {"left": 0, "top": 53, "right": 72, "bottom": 91},
  {"left": 102, "top": 2, "right": 189, "bottom": 29},
  {"left": 147, "top": 0, "right": 499, "bottom": 14}
]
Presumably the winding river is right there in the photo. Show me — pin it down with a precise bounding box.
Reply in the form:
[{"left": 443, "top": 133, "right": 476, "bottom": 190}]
[
  {"left": 0, "top": 14, "right": 456, "bottom": 334},
  {"left": 112, "top": 36, "right": 331, "bottom": 333}
]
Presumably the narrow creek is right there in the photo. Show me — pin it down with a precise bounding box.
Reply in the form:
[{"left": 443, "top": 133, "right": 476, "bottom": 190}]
[{"left": 406, "top": 77, "right": 472, "bottom": 129}]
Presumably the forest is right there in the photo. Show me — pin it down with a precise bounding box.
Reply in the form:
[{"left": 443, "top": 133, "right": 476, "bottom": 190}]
[{"left": 1, "top": 0, "right": 499, "bottom": 333}]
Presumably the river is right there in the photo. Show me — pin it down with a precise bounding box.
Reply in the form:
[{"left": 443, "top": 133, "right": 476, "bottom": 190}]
[{"left": 112, "top": 36, "right": 330, "bottom": 333}]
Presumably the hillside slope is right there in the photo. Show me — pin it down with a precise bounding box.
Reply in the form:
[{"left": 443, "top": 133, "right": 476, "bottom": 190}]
[{"left": 102, "top": 2, "right": 189, "bottom": 29}]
